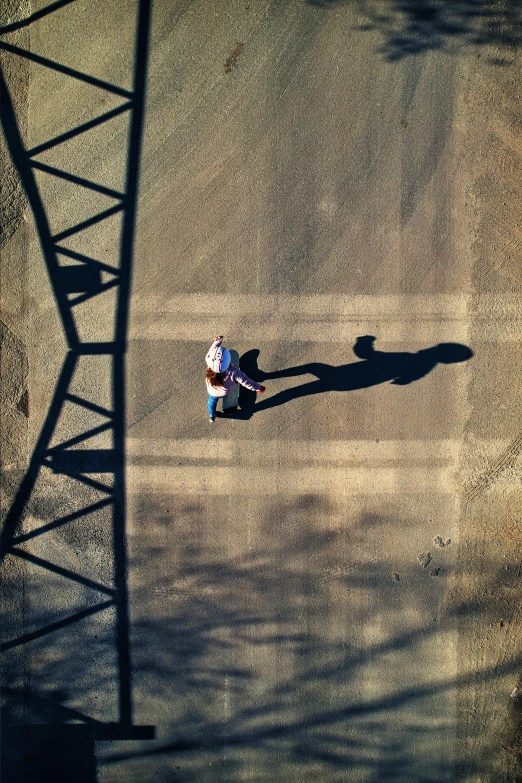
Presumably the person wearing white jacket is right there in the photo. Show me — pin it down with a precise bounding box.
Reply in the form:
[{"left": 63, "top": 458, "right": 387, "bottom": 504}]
[{"left": 205, "top": 336, "right": 265, "bottom": 422}]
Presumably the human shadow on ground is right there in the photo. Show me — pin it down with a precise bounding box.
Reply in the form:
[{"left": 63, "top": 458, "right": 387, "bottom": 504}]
[{"left": 237, "top": 337, "right": 472, "bottom": 417}]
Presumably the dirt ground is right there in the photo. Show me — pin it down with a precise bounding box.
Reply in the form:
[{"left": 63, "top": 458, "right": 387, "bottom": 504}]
[
  {"left": 2, "top": 1, "right": 522, "bottom": 781},
  {"left": 451, "top": 44, "right": 522, "bottom": 781}
]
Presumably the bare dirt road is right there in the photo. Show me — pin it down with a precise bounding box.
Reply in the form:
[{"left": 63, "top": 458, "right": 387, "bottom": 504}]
[{"left": 2, "top": 1, "right": 522, "bottom": 781}]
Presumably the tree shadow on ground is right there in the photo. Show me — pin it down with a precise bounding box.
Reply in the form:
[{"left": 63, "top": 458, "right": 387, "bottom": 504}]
[
  {"left": 5, "top": 493, "right": 521, "bottom": 780},
  {"left": 306, "top": 0, "right": 522, "bottom": 63},
  {"left": 84, "top": 495, "right": 522, "bottom": 782}
]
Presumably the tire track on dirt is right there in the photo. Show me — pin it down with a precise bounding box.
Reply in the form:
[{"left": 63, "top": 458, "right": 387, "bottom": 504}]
[{"left": 464, "top": 430, "right": 522, "bottom": 501}]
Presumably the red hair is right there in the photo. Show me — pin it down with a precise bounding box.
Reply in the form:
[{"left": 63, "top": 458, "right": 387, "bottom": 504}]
[{"left": 206, "top": 367, "right": 225, "bottom": 388}]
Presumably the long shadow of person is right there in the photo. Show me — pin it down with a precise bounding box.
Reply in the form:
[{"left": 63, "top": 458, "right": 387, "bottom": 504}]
[{"left": 243, "top": 336, "right": 472, "bottom": 415}]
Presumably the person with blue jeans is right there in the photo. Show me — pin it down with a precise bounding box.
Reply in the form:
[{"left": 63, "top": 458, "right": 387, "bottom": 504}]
[{"left": 205, "top": 336, "right": 265, "bottom": 422}]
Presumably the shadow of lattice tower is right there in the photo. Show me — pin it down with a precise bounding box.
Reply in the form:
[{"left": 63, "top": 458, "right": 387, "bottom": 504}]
[{"left": 0, "top": 2, "right": 155, "bottom": 775}]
